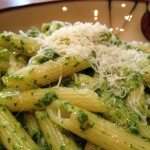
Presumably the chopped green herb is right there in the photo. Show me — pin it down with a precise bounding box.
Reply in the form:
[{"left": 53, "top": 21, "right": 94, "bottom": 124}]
[
  {"left": 60, "top": 144, "right": 65, "bottom": 150},
  {"left": 26, "top": 27, "right": 40, "bottom": 38},
  {"left": 76, "top": 110, "right": 93, "bottom": 131},
  {"left": 33, "top": 80, "right": 38, "bottom": 85},
  {"left": 20, "top": 136, "right": 27, "bottom": 141},
  {"left": 61, "top": 128, "right": 71, "bottom": 137},
  {"left": 127, "top": 119, "right": 139, "bottom": 134},
  {"left": 13, "top": 75, "right": 24, "bottom": 81},
  {"left": 34, "top": 92, "right": 57, "bottom": 107},
  {"left": 60, "top": 76, "right": 74, "bottom": 87},
  {"left": 2, "top": 34, "right": 11, "bottom": 41},
  {"left": 8, "top": 138, "right": 12, "bottom": 143},
  {"left": 73, "top": 62, "right": 80, "bottom": 67},
  {"left": 43, "top": 75, "right": 48, "bottom": 79},
  {"left": 14, "top": 102, "right": 17, "bottom": 107},
  {"left": 32, "top": 131, "right": 42, "bottom": 143},
  {"left": 34, "top": 48, "right": 60, "bottom": 64}
]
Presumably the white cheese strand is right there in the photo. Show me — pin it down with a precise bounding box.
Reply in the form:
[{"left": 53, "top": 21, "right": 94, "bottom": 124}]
[
  {"left": 44, "top": 22, "right": 149, "bottom": 97},
  {"left": 45, "top": 22, "right": 110, "bottom": 57}
]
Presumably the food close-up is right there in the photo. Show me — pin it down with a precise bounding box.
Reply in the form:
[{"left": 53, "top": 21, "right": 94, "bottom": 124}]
[{"left": 0, "top": 0, "right": 150, "bottom": 150}]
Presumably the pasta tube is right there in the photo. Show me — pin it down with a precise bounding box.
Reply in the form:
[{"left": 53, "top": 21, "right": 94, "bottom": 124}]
[
  {"left": 0, "top": 87, "right": 106, "bottom": 112},
  {"left": 0, "top": 32, "right": 42, "bottom": 57},
  {"left": 0, "top": 103, "right": 39, "bottom": 150},
  {"left": 0, "top": 49, "right": 12, "bottom": 73},
  {"left": 46, "top": 100, "right": 150, "bottom": 150},
  {"left": 35, "top": 111, "right": 81, "bottom": 150},
  {"left": 0, "top": 88, "right": 57, "bottom": 112},
  {"left": 7, "top": 52, "right": 28, "bottom": 74},
  {"left": 127, "top": 42, "right": 150, "bottom": 54},
  {"left": 2, "top": 56, "right": 90, "bottom": 90},
  {"left": 23, "top": 112, "right": 50, "bottom": 149},
  {"left": 52, "top": 86, "right": 107, "bottom": 113},
  {"left": 74, "top": 73, "right": 98, "bottom": 90},
  {"left": 23, "top": 112, "right": 41, "bottom": 139},
  {"left": 138, "top": 123, "right": 150, "bottom": 139},
  {"left": 141, "top": 65, "right": 150, "bottom": 86},
  {"left": 127, "top": 84, "right": 148, "bottom": 122}
]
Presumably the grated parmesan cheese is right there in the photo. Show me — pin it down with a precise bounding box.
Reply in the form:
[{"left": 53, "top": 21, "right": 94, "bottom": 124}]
[
  {"left": 44, "top": 22, "right": 112, "bottom": 57},
  {"left": 45, "top": 22, "right": 147, "bottom": 85},
  {"left": 43, "top": 22, "right": 149, "bottom": 98}
]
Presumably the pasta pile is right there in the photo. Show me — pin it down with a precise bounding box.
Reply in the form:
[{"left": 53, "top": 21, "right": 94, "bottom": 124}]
[{"left": 0, "top": 21, "right": 150, "bottom": 150}]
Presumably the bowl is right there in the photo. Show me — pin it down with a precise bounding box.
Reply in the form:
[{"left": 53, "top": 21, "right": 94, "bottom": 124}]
[{"left": 0, "top": 0, "right": 149, "bottom": 42}]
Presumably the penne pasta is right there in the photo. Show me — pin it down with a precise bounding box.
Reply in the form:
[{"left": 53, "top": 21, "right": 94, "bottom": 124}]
[
  {"left": 74, "top": 73, "right": 98, "bottom": 90},
  {"left": 35, "top": 111, "right": 81, "bottom": 150},
  {"left": 0, "top": 32, "right": 42, "bottom": 57},
  {"left": 138, "top": 123, "right": 150, "bottom": 139},
  {"left": 2, "top": 56, "right": 90, "bottom": 90},
  {"left": 52, "top": 86, "right": 107, "bottom": 113},
  {"left": 22, "top": 112, "right": 50, "bottom": 149},
  {"left": 0, "top": 87, "right": 106, "bottom": 113},
  {"left": 0, "top": 49, "right": 12, "bottom": 73},
  {"left": 0, "top": 103, "right": 39, "bottom": 150},
  {"left": 7, "top": 52, "right": 28, "bottom": 74},
  {"left": 46, "top": 100, "right": 150, "bottom": 150},
  {"left": 127, "top": 84, "right": 147, "bottom": 122}
]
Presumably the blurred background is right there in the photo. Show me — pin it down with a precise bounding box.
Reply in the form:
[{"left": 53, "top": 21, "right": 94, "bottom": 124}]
[{"left": 0, "top": 0, "right": 150, "bottom": 42}]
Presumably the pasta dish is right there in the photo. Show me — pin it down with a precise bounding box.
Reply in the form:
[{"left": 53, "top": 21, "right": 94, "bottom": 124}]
[{"left": 0, "top": 21, "right": 150, "bottom": 150}]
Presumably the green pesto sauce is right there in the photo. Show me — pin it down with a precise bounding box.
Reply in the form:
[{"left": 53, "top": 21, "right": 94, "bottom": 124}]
[
  {"left": 60, "top": 101, "right": 74, "bottom": 114},
  {"left": 13, "top": 144, "right": 18, "bottom": 150},
  {"left": 12, "top": 75, "right": 24, "bottom": 81},
  {"left": 60, "top": 128, "right": 71, "bottom": 137},
  {"left": 39, "top": 142, "right": 52, "bottom": 150},
  {"left": 35, "top": 48, "right": 60, "bottom": 64},
  {"left": 73, "top": 62, "right": 80, "bottom": 67},
  {"left": 41, "top": 23, "right": 50, "bottom": 33},
  {"left": 34, "top": 92, "right": 57, "bottom": 107},
  {"left": 32, "top": 80, "right": 41, "bottom": 87},
  {"left": 1, "top": 34, "right": 11, "bottom": 41},
  {"left": 0, "top": 49, "right": 12, "bottom": 60},
  {"left": 40, "top": 112, "right": 49, "bottom": 120},
  {"left": 29, "top": 68, "right": 36, "bottom": 74},
  {"left": 7, "top": 138, "right": 12, "bottom": 143},
  {"left": 32, "top": 130, "right": 42, "bottom": 143},
  {"left": 11, "top": 42, "right": 18, "bottom": 49},
  {"left": 20, "top": 135, "right": 27, "bottom": 141},
  {"left": 13, "top": 102, "right": 17, "bottom": 107},
  {"left": 76, "top": 110, "right": 94, "bottom": 131},
  {"left": 43, "top": 75, "right": 48, "bottom": 79},
  {"left": 65, "top": 56, "right": 71, "bottom": 60},
  {"left": 126, "top": 119, "right": 139, "bottom": 134},
  {"left": 0, "top": 103, "right": 7, "bottom": 112},
  {"left": 31, "top": 92, "right": 34, "bottom": 96},
  {"left": 60, "top": 144, "right": 65, "bottom": 150},
  {"left": 59, "top": 76, "right": 74, "bottom": 87},
  {"left": 26, "top": 27, "right": 40, "bottom": 38}
]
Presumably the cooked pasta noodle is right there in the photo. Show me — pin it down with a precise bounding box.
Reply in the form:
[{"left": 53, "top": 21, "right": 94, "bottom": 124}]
[{"left": 0, "top": 21, "right": 149, "bottom": 150}]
